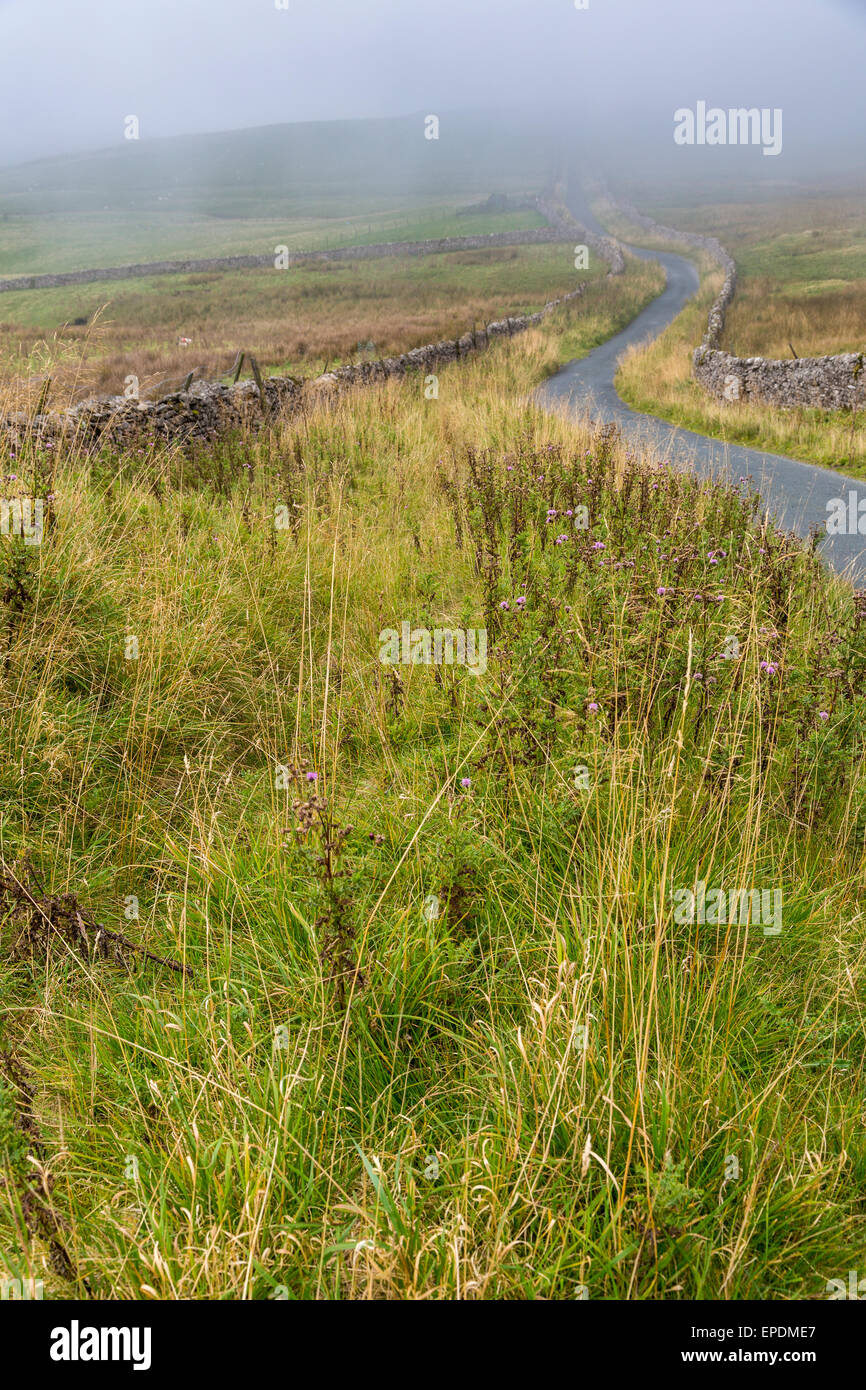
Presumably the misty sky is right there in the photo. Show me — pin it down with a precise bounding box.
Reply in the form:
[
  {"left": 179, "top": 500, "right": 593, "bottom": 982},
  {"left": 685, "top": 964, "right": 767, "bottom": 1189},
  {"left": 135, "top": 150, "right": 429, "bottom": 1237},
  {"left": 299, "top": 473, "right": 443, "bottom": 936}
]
[{"left": 0, "top": 0, "right": 864, "bottom": 166}]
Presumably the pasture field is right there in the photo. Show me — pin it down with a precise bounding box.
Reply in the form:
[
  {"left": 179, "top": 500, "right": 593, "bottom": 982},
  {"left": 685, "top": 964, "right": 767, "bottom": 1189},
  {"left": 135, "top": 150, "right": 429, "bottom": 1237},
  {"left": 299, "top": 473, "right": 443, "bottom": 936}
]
[
  {"left": 599, "top": 191, "right": 866, "bottom": 475},
  {"left": 0, "top": 111, "right": 556, "bottom": 402},
  {"left": 0, "top": 204, "right": 545, "bottom": 280},
  {"left": 647, "top": 194, "right": 866, "bottom": 361},
  {"left": 0, "top": 271, "right": 864, "bottom": 1300},
  {"left": 0, "top": 244, "right": 663, "bottom": 407}
]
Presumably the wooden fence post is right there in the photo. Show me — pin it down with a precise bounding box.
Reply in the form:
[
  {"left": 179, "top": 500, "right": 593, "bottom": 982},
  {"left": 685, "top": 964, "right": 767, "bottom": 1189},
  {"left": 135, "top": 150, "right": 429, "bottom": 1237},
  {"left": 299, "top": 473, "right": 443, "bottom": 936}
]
[{"left": 249, "top": 356, "right": 270, "bottom": 418}]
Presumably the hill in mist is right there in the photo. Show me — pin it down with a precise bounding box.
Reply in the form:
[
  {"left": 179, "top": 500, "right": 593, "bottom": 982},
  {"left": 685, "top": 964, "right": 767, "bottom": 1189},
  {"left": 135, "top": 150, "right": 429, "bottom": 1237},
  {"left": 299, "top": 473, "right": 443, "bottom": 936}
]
[{"left": 0, "top": 111, "right": 563, "bottom": 220}]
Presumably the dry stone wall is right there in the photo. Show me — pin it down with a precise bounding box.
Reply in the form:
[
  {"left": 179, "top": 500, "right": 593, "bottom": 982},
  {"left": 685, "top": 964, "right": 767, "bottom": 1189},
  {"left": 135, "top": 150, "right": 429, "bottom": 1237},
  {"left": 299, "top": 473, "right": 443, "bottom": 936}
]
[
  {"left": 693, "top": 346, "right": 866, "bottom": 410},
  {"left": 0, "top": 193, "right": 625, "bottom": 296},
  {"left": 0, "top": 193, "right": 609, "bottom": 454},
  {"left": 2, "top": 284, "right": 586, "bottom": 454},
  {"left": 0, "top": 198, "right": 576, "bottom": 296},
  {"left": 609, "top": 195, "right": 866, "bottom": 411}
]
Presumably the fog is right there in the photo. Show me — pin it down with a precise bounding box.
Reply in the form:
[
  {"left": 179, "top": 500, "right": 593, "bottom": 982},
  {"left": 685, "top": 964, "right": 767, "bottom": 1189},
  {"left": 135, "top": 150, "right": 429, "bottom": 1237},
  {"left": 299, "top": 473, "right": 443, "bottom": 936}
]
[{"left": 0, "top": 0, "right": 864, "bottom": 192}]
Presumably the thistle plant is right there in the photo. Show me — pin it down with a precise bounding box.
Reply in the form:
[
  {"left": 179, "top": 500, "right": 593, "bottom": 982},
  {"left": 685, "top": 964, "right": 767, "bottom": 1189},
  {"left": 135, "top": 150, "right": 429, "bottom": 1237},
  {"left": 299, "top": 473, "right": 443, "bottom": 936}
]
[{"left": 281, "top": 760, "right": 361, "bottom": 1009}]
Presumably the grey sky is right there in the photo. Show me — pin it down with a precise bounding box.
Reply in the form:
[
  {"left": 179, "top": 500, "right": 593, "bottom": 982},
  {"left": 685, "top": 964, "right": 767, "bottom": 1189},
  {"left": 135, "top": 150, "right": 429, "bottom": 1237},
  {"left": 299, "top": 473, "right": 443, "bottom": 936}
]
[{"left": 0, "top": 0, "right": 863, "bottom": 166}]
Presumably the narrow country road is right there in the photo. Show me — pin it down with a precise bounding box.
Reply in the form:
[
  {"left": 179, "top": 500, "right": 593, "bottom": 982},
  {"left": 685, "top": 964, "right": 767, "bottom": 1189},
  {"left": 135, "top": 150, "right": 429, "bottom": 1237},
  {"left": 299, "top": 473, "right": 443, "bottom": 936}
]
[{"left": 536, "top": 183, "right": 866, "bottom": 584}]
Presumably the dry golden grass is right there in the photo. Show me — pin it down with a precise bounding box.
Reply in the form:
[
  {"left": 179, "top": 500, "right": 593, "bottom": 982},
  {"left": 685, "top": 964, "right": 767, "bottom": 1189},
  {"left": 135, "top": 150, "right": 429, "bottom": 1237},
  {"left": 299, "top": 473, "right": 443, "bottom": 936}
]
[
  {"left": 0, "top": 244, "right": 588, "bottom": 409},
  {"left": 602, "top": 192, "right": 866, "bottom": 359},
  {"left": 723, "top": 277, "right": 866, "bottom": 360}
]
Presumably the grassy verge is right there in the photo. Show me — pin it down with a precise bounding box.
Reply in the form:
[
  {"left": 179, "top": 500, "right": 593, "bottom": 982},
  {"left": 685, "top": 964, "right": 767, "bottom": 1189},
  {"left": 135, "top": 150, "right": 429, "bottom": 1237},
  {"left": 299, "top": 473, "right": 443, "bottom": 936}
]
[
  {"left": 640, "top": 193, "right": 866, "bottom": 360},
  {"left": 599, "top": 199, "right": 866, "bottom": 476},
  {"left": 1, "top": 267, "right": 863, "bottom": 1302}
]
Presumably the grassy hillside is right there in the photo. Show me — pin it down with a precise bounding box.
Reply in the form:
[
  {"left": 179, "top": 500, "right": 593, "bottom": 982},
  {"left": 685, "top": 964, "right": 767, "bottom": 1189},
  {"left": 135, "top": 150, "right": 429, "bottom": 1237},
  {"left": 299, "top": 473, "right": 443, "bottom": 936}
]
[
  {"left": 0, "top": 112, "right": 559, "bottom": 219},
  {"left": 1, "top": 263, "right": 864, "bottom": 1300}
]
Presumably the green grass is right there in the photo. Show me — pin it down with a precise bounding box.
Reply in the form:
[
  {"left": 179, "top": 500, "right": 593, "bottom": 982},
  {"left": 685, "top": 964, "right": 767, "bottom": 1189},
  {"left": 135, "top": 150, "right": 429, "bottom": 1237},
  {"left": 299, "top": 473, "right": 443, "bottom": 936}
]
[
  {"left": 0, "top": 206, "right": 545, "bottom": 280},
  {"left": 0, "top": 271, "right": 864, "bottom": 1300}
]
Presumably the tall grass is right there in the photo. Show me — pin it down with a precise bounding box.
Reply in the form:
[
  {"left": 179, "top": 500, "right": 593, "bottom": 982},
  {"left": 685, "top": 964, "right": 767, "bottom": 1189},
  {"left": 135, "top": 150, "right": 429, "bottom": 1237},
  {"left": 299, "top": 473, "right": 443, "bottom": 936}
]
[{"left": 0, "top": 282, "right": 863, "bottom": 1301}]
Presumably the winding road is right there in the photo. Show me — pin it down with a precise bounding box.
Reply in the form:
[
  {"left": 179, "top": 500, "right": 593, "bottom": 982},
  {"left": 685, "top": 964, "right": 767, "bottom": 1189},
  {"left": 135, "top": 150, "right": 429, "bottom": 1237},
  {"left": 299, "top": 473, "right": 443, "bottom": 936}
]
[{"left": 536, "top": 183, "right": 866, "bottom": 584}]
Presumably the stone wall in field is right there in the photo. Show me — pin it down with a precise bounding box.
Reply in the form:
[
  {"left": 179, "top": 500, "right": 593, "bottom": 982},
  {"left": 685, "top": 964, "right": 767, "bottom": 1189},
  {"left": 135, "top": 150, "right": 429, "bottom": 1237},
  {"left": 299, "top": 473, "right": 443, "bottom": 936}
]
[
  {"left": 609, "top": 195, "right": 866, "bottom": 411},
  {"left": 1, "top": 283, "right": 587, "bottom": 453},
  {"left": 693, "top": 347, "right": 866, "bottom": 409},
  {"left": 0, "top": 193, "right": 624, "bottom": 296},
  {"left": 0, "top": 197, "right": 580, "bottom": 296},
  {"left": 546, "top": 193, "right": 625, "bottom": 277},
  {"left": 0, "top": 189, "right": 611, "bottom": 454},
  {"left": 610, "top": 196, "right": 735, "bottom": 349}
]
